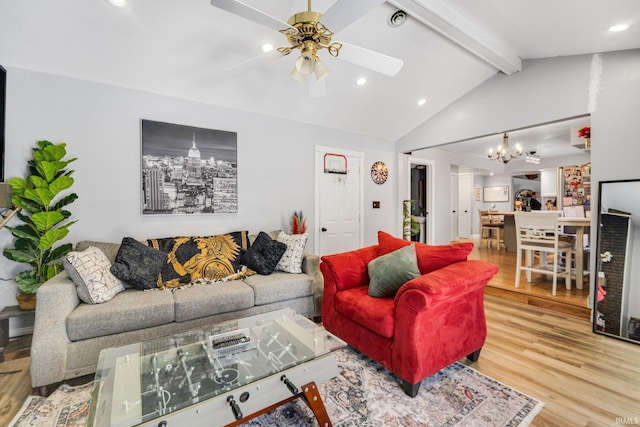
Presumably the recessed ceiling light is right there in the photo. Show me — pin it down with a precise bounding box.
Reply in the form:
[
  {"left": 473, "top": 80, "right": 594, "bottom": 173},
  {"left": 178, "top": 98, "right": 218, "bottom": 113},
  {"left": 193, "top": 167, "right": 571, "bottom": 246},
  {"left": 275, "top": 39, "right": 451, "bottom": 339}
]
[
  {"left": 261, "top": 44, "right": 274, "bottom": 53},
  {"left": 609, "top": 24, "right": 629, "bottom": 32},
  {"left": 356, "top": 77, "right": 367, "bottom": 86},
  {"left": 105, "top": 0, "right": 128, "bottom": 8},
  {"left": 417, "top": 98, "right": 427, "bottom": 106}
]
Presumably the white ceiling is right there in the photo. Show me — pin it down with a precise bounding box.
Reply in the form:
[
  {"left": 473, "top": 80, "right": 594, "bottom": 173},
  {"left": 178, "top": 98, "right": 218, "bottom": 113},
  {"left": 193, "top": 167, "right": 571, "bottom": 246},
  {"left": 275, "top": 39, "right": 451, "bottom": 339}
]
[
  {"left": 432, "top": 115, "right": 592, "bottom": 160},
  {"left": 0, "top": 0, "right": 639, "bottom": 141}
]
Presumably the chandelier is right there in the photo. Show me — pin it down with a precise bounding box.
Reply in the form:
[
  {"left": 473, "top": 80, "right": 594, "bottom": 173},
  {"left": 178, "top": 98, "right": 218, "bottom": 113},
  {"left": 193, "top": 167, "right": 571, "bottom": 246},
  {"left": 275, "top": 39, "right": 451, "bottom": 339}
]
[
  {"left": 488, "top": 132, "right": 522, "bottom": 164},
  {"left": 277, "top": 2, "right": 342, "bottom": 83}
]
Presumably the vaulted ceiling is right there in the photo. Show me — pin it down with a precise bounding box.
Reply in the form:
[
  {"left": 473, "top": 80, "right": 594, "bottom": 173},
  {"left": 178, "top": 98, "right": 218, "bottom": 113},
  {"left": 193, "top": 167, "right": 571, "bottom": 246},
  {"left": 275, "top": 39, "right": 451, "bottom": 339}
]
[{"left": 1, "top": 0, "right": 639, "bottom": 140}]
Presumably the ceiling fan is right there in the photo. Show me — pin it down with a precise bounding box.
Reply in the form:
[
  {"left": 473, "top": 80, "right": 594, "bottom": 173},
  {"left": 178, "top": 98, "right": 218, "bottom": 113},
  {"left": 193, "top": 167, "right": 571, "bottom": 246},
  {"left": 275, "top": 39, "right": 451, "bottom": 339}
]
[{"left": 210, "top": 0, "right": 404, "bottom": 97}]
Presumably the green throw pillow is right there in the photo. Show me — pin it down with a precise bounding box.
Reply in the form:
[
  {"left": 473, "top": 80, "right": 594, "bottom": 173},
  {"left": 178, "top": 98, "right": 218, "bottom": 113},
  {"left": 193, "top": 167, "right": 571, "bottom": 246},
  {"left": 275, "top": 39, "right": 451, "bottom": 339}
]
[{"left": 368, "top": 244, "right": 420, "bottom": 298}]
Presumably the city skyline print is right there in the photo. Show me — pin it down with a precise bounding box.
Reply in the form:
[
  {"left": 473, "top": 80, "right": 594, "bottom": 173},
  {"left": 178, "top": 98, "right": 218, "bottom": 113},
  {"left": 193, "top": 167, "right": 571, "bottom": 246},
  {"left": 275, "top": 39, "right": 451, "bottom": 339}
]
[{"left": 141, "top": 119, "right": 238, "bottom": 215}]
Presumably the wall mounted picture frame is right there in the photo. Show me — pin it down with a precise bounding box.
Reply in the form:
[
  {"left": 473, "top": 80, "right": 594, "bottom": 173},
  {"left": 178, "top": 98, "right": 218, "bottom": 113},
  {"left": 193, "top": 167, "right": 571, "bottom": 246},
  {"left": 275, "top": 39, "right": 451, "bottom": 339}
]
[
  {"left": 141, "top": 119, "right": 238, "bottom": 215},
  {"left": 483, "top": 185, "right": 509, "bottom": 202}
]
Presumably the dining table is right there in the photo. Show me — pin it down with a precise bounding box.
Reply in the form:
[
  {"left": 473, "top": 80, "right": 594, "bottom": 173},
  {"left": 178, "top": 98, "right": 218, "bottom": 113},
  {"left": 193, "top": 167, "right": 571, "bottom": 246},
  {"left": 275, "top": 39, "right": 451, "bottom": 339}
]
[{"left": 499, "top": 212, "right": 591, "bottom": 289}]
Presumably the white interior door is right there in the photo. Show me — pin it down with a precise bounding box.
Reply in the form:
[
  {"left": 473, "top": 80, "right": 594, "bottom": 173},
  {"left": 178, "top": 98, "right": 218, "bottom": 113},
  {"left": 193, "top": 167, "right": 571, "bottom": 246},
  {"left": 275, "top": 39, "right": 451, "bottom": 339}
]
[
  {"left": 315, "top": 147, "right": 363, "bottom": 256},
  {"left": 450, "top": 173, "right": 458, "bottom": 242},
  {"left": 457, "top": 174, "right": 473, "bottom": 238}
]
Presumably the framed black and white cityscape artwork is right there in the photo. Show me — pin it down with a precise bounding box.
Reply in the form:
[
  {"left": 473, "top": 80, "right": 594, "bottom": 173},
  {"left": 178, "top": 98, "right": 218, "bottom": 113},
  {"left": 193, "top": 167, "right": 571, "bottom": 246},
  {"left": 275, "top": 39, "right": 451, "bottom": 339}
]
[{"left": 141, "top": 119, "right": 238, "bottom": 215}]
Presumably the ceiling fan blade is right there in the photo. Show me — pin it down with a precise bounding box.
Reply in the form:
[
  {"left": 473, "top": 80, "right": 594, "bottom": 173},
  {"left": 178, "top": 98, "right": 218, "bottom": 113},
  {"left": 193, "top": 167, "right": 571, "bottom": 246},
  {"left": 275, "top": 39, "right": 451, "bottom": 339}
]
[
  {"left": 337, "top": 42, "right": 404, "bottom": 76},
  {"left": 225, "top": 49, "right": 281, "bottom": 75},
  {"left": 321, "top": 0, "right": 386, "bottom": 34},
  {"left": 307, "top": 77, "right": 326, "bottom": 98},
  {"left": 210, "top": 0, "right": 294, "bottom": 33}
]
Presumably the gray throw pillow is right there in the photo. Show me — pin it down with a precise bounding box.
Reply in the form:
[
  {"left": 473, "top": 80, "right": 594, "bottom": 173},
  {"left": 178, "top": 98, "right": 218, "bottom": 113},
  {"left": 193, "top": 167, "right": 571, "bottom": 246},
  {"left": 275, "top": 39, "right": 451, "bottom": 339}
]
[
  {"left": 110, "top": 237, "right": 167, "bottom": 290},
  {"left": 368, "top": 244, "right": 421, "bottom": 298}
]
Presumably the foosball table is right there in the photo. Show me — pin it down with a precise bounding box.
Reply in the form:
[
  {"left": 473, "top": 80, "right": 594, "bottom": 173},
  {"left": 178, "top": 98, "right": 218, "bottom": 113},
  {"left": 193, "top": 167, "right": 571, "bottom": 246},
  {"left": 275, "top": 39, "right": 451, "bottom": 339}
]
[{"left": 87, "top": 308, "right": 346, "bottom": 427}]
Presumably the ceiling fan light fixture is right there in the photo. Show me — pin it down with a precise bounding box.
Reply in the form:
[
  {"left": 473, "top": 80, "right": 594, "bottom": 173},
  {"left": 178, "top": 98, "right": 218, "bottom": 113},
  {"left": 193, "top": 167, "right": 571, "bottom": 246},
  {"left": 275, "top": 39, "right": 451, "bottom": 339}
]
[
  {"left": 295, "top": 54, "right": 316, "bottom": 75},
  {"left": 314, "top": 58, "right": 331, "bottom": 81},
  {"left": 290, "top": 66, "right": 307, "bottom": 82}
]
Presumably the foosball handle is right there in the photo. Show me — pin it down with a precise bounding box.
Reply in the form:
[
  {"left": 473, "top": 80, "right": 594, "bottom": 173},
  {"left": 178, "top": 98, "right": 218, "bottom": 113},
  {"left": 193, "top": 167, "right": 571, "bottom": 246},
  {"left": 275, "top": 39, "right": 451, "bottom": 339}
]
[
  {"left": 280, "top": 375, "right": 299, "bottom": 395},
  {"left": 227, "top": 395, "right": 243, "bottom": 420}
]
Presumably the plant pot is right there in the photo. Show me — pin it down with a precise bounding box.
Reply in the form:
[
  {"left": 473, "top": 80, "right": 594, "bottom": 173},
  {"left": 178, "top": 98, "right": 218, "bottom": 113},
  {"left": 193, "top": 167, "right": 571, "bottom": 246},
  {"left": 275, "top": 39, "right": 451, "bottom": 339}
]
[{"left": 16, "top": 291, "right": 36, "bottom": 311}]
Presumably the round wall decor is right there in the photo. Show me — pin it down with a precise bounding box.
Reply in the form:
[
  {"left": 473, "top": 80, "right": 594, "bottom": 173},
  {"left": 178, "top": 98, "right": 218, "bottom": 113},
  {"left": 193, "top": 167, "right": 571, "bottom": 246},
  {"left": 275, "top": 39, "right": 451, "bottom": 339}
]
[{"left": 370, "top": 161, "right": 388, "bottom": 184}]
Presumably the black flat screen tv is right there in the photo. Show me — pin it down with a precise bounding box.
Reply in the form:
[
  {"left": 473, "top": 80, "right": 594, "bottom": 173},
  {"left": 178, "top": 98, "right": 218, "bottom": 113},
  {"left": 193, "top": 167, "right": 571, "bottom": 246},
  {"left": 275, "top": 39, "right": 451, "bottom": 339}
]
[{"left": 0, "top": 65, "right": 5, "bottom": 182}]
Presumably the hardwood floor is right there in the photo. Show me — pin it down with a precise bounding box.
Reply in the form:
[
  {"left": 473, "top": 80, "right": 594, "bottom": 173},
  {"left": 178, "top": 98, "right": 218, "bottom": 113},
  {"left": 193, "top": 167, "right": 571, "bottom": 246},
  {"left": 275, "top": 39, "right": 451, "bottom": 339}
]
[
  {"left": 467, "top": 237, "right": 593, "bottom": 320},
  {"left": 1, "top": 243, "right": 638, "bottom": 426},
  {"left": 466, "top": 296, "right": 640, "bottom": 426}
]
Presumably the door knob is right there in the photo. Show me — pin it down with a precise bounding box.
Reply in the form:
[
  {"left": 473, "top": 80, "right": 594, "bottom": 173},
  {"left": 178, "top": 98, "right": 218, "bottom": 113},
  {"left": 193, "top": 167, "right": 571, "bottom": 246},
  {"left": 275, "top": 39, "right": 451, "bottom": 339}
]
[{"left": 321, "top": 227, "right": 327, "bottom": 232}]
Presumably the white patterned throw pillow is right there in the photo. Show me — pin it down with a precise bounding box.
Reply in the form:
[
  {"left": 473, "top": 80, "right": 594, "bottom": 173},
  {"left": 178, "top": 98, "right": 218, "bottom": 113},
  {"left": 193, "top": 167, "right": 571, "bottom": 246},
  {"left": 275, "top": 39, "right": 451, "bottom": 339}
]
[
  {"left": 63, "top": 246, "right": 125, "bottom": 304},
  {"left": 275, "top": 232, "right": 308, "bottom": 274}
]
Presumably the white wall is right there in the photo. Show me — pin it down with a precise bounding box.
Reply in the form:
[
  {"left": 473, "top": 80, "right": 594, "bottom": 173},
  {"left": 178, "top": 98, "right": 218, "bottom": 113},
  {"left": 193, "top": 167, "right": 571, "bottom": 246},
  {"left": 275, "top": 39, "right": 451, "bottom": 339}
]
[{"left": 0, "top": 68, "right": 397, "bottom": 313}]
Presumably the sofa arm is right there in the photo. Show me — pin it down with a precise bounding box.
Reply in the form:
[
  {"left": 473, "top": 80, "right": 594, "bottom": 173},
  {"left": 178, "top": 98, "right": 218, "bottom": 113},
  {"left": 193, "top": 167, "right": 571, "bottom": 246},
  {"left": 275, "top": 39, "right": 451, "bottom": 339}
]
[
  {"left": 391, "top": 260, "right": 499, "bottom": 384},
  {"left": 320, "top": 245, "right": 379, "bottom": 292},
  {"left": 30, "top": 271, "right": 80, "bottom": 387},
  {"left": 320, "top": 245, "right": 379, "bottom": 323},
  {"left": 302, "top": 253, "right": 323, "bottom": 317},
  {"left": 395, "top": 260, "right": 499, "bottom": 307}
]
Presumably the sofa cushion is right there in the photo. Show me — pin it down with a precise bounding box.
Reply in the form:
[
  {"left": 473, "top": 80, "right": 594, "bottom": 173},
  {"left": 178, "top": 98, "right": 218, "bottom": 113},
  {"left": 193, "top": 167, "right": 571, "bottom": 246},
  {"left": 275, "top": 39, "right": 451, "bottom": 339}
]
[
  {"left": 110, "top": 237, "right": 167, "bottom": 290},
  {"left": 243, "top": 271, "right": 313, "bottom": 306},
  {"left": 63, "top": 246, "right": 125, "bottom": 304},
  {"left": 75, "top": 240, "right": 122, "bottom": 264},
  {"left": 148, "top": 231, "right": 250, "bottom": 288},
  {"left": 377, "top": 231, "right": 474, "bottom": 274},
  {"left": 275, "top": 231, "right": 308, "bottom": 273},
  {"left": 241, "top": 231, "right": 287, "bottom": 275},
  {"left": 335, "top": 286, "right": 395, "bottom": 338},
  {"left": 368, "top": 244, "right": 420, "bottom": 298},
  {"left": 67, "top": 289, "right": 175, "bottom": 341},
  {"left": 172, "top": 280, "right": 254, "bottom": 322}
]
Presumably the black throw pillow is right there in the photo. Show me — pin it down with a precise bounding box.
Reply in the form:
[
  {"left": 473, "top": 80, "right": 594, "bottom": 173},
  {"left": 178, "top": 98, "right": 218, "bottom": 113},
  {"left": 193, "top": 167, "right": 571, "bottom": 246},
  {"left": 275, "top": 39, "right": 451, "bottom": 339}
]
[
  {"left": 110, "top": 237, "right": 167, "bottom": 290},
  {"left": 241, "top": 231, "right": 287, "bottom": 275}
]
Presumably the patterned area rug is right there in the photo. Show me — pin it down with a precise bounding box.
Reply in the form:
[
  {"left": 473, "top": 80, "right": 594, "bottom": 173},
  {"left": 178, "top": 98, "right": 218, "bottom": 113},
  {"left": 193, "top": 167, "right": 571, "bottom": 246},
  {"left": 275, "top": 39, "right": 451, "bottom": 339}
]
[
  {"left": 9, "top": 382, "right": 93, "bottom": 427},
  {"left": 9, "top": 347, "right": 543, "bottom": 427}
]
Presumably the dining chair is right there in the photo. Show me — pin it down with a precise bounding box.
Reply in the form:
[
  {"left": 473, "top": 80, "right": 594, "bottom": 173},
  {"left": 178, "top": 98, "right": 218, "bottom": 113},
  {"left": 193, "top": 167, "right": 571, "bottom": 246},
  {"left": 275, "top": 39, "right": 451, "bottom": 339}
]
[
  {"left": 514, "top": 211, "right": 573, "bottom": 296},
  {"left": 479, "top": 209, "right": 504, "bottom": 250}
]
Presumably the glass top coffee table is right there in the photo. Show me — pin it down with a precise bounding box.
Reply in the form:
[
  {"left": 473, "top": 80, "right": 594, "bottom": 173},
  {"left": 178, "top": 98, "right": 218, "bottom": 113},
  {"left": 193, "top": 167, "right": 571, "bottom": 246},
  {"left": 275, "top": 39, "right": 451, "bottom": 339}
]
[{"left": 88, "top": 308, "right": 346, "bottom": 427}]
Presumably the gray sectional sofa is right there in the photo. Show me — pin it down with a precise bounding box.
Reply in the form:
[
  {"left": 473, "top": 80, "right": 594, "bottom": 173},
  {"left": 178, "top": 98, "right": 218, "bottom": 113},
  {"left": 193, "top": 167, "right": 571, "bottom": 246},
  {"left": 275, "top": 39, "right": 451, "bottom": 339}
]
[{"left": 29, "top": 231, "right": 322, "bottom": 389}]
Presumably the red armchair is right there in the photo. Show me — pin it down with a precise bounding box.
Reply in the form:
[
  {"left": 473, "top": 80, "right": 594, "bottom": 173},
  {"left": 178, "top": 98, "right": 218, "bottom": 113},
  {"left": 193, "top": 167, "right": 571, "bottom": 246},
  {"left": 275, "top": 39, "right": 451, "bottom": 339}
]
[{"left": 320, "top": 231, "right": 499, "bottom": 397}]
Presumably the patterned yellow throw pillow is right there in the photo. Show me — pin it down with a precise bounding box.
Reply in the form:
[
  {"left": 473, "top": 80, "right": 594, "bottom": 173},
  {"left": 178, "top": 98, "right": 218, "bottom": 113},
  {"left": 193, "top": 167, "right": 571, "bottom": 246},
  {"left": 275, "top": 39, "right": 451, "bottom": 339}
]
[{"left": 148, "top": 231, "right": 250, "bottom": 289}]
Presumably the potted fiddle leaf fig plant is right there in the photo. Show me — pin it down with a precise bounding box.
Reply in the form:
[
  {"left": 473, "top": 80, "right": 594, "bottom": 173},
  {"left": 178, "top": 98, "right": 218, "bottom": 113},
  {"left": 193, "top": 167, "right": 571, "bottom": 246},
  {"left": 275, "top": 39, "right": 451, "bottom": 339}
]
[{"left": 3, "top": 140, "right": 78, "bottom": 309}]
